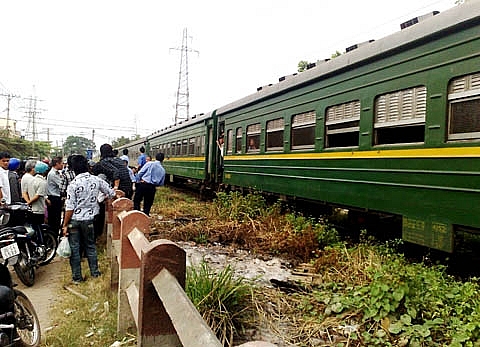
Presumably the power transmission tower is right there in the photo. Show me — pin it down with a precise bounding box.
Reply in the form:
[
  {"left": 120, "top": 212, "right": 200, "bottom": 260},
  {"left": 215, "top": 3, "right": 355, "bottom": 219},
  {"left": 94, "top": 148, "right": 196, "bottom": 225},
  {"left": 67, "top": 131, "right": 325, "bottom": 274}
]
[
  {"left": 23, "top": 89, "right": 45, "bottom": 156},
  {"left": 170, "top": 28, "right": 199, "bottom": 124},
  {"left": 0, "top": 93, "right": 20, "bottom": 138}
]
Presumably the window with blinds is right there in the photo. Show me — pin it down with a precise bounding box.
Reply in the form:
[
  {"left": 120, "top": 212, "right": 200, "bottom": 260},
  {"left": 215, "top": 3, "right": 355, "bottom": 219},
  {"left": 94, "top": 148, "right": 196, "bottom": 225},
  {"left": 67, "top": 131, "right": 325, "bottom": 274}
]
[
  {"left": 176, "top": 140, "right": 182, "bottom": 156},
  {"left": 266, "top": 118, "right": 284, "bottom": 151},
  {"left": 448, "top": 73, "right": 480, "bottom": 141},
  {"left": 374, "top": 86, "right": 426, "bottom": 145},
  {"left": 200, "top": 135, "right": 205, "bottom": 155},
  {"left": 195, "top": 136, "right": 201, "bottom": 156},
  {"left": 226, "top": 129, "right": 233, "bottom": 154},
  {"left": 247, "top": 123, "right": 261, "bottom": 152},
  {"left": 325, "top": 100, "right": 360, "bottom": 148},
  {"left": 181, "top": 139, "right": 188, "bottom": 155},
  {"left": 291, "top": 111, "right": 316, "bottom": 149},
  {"left": 188, "top": 138, "right": 195, "bottom": 155},
  {"left": 236, "top": 127, "right": 242, "bottom": 153}
]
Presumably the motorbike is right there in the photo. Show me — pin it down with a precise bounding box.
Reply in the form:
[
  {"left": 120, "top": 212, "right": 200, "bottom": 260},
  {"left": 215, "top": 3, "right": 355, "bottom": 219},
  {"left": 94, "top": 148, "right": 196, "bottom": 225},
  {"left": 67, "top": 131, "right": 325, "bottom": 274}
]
[
  {"left": 0, "top": 259, "right": 41, "bottom": 347},
  {"left": 0, "top": 203, "right": 58, "bottom": 287}
]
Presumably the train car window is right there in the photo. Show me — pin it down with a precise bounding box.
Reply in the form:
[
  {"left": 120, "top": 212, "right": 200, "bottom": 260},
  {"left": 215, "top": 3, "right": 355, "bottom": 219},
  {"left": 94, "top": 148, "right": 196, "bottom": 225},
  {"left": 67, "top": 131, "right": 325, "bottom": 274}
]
[
  {"left": 447, "top": 73, "right": 480, "bottom": 141},
  {"left": 201, "top": 135, "right": 205, "bottom": 155},
  {"left": 227, "top": 129, "right": 233, "bottom": 154},
  {"left": 167, "top": 143, "right": 171, "bottom": 157},
  {"left": 291, "top": 111, "right": 315, "bottom": 149},
  {"left": 266, "top": 118, "right": 284, "bottom": 151},
  {"left": 188, "top": 138, "right": 195, "bottom": 155},
  {"left": 247, "top": 123, "right": 261, "bottom": 152},
  {"left": 176, "top": 141, "right": 182, "bottom": 156},
  {"left": 171, "top": 142, "right": 176, "bottom": 157},
  {"left": 236, "top": 127, "right": 242, "bottom": 153},
  {"left": 325, "top": 100, "right": 360, "bottom": 148},
  {"left": 195, "top": 136, "right": 201, "bottom": 156},
  {"left": 374, "top": 86, "right": 426, "bottom": 145},
  {"left": 182, "top": 139, "right": 188, "bottom": 155}
]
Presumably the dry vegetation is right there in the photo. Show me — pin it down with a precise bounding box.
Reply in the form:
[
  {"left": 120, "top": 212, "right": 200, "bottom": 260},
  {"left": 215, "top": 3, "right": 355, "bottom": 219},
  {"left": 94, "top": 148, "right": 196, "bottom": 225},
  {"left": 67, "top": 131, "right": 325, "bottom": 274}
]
[
  {"left": 45, "top": 187, "right": 480, "bottom": 347},
  {"left": 148, "top": 188, "right": 322, "bottom": 265}
]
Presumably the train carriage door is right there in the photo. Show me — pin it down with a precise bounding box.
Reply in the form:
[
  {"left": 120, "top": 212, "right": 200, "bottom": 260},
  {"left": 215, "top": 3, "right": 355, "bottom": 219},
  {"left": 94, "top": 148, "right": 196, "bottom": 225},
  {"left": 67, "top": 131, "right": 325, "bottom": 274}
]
[
  {"left": 216, "top": 122, "right": 225, "bottom": 182},
  {"left": 207, "top": 126, "right": 213, "bottom": 177}
]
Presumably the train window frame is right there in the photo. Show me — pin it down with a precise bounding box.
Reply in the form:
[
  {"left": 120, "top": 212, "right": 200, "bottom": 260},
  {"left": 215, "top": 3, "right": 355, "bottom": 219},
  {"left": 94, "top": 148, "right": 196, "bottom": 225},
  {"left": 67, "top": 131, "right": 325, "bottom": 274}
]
[
  {"left": 235, "top": 127, "right": 242, "bottom": 154},
  {"left": 266, "top": 118, "right": 284, "bottom": 152},
  {"left": 291, "top": 111, "right": 316, "bottom": 150},
  {"left": 182, "top": 139, "right": 188, "bottom": 155},
  {"left": 201, "top": 135, "right": 206, "bottom": 155},
  {"left": 325, "top": 100, "right": 360, "bottom": 148},
  {"left": 195, "top": 136, "right": 201, "bottom": 156},
  {"left": 447, "top": 73, "right": 480, "bottom": 141},
  {"left": 188, "top": 137, "right": 195, "bottom": 155},
  {"left": 246, "top": 123, "right": 261, "bottom": 153},
  {"left": 374, "top": 86, "right": 426, "bottom": 146},
  {"left": 176, "top": 140, "right": 182, "bottom": 156},
  {"left": 226, "top": 129, "right": 233, "bottom": 154},
  {"left": 171, "top": 142, "right": 176, "bottom": 157}
]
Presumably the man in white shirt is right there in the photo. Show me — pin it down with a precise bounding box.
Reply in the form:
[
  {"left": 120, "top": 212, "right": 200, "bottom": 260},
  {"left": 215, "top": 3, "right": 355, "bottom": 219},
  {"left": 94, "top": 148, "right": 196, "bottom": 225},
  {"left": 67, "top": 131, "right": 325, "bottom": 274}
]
[
  {"left": 62, "top": 155, "right": 117, "bottom": 284},
  {"left": 21, "top": 160, "right": 37, "bottom": 204},
  {"left": 0, "top": 152, "right": 12, "bottom": 204}
]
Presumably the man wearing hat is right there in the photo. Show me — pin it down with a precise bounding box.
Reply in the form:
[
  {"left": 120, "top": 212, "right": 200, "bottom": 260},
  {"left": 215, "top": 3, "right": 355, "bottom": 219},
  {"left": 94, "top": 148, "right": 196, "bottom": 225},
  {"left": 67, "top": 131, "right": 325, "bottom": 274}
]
[
  {"left": 25, "top": 161, "right": 49, "bottom": 228},
  {"left": 8, "top": 158, "right": 21, "bottom": 203}
]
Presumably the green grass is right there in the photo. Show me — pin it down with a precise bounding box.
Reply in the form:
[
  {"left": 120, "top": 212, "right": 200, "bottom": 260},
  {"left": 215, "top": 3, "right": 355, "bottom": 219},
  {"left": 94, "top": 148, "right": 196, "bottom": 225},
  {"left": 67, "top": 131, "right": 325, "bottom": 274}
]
[{"left": 185, "top": 261, "right": 253, "bottom": 347}]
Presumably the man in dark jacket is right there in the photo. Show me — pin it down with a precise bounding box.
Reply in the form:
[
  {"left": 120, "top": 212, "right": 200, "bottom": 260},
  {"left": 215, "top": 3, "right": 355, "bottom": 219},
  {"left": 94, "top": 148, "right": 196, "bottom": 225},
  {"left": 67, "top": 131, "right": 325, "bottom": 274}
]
[{"left": 92, "top": 144, "right": 133, "bottom": 199}]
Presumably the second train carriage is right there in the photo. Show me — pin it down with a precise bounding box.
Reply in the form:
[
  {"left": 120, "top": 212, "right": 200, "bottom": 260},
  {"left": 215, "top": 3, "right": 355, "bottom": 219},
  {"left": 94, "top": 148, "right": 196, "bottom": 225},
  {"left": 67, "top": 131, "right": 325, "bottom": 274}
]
[{"left": 118, "top": 2, "right": 480, "bottom": 253}]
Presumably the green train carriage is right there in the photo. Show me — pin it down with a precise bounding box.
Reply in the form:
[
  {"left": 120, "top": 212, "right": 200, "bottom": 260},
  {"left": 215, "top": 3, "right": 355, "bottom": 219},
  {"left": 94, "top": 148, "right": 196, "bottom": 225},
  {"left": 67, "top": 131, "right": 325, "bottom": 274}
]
[
  {"left": 215, "top": 2, "right": 480, "bottom": 252},
  {"left": 146, "top": 112, "right": 220, "bottom": 186}
]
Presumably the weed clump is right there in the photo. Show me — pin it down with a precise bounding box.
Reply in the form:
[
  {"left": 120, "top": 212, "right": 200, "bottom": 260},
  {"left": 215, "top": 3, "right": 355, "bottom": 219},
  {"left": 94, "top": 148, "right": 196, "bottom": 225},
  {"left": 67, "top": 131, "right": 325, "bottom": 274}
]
[{"left": 185, "top": 261, "right": 252, "bottom": 347}]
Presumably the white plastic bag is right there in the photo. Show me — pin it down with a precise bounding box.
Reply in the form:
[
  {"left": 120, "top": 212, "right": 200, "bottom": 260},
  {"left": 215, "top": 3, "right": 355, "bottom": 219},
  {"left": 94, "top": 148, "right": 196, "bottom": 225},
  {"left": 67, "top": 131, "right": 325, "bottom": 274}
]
[{"left": 57, "top": 237, "right": 71, "bottom": 258}]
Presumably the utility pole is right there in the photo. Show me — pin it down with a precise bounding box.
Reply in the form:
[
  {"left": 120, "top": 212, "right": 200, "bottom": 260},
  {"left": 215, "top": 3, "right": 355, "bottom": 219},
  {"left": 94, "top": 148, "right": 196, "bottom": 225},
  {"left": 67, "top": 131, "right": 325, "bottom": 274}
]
[
  {"left": 0, "top": 93, "right": 20, "bottom": 138},
  {"left": 170, "top": 28, "right": 199, "bottom": 124}
]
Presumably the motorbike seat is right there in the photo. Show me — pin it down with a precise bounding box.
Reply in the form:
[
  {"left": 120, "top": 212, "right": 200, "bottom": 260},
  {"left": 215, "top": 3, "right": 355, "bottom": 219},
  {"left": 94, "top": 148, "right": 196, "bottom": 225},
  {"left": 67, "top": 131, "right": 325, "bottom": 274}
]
[
  {"left": 0, "top": 226, "right": 28, "bottom": 236},
  {"left": 11, "top": 226, "right": 29, "bottom": 235}
]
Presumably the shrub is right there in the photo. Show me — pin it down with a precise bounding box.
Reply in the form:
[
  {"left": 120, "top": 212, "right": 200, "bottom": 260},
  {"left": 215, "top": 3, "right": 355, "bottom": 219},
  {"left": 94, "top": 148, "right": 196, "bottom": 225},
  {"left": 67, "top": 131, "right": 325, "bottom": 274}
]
[{"left": 214, "top": 191, "right": 267, "bottom": 222}]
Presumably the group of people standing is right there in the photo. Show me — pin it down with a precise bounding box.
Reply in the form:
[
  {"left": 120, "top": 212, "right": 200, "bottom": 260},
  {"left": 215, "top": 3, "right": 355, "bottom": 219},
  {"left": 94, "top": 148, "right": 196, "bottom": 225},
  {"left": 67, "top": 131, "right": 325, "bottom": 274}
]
[{"left": 0, "top": 144, "right": 166, "bottom": 284}]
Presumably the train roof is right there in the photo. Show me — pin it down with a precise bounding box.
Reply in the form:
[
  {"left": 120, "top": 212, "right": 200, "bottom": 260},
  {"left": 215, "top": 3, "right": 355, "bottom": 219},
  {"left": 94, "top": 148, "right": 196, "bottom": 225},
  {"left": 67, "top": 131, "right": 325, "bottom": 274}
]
[
  {"left": 216, "top": 1, "right": 480, "bottom": 115},
  {"left": 145, "top": 111, "right": 213, "bottom": 139}
]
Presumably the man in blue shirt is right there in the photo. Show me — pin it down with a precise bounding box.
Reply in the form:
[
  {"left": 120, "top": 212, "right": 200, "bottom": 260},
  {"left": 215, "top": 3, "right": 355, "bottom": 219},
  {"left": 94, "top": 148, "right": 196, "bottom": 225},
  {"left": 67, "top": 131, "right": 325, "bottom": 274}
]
[
  {"left": 133, "top": 152, "right": 165, "bottom": 216},
  {"left": 137, "top": 146, "right": 147, "bottom": 169}
]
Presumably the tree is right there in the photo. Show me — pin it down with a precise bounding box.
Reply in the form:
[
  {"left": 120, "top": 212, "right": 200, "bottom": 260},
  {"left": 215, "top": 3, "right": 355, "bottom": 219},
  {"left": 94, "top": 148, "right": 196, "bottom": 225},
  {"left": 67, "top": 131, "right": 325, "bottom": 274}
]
[
  {"left": 0, "top": 137, "right": 52, "bottom": 160},
  {"left": 297, "top": 60, "right": 310, "bottom": 72},
  {"left": 63, "top": 135, "right": 95, "bottom": 156},
  {"left": 298, "top": 51, "right": 342, "bottom": 73},
  {"left": 331, "top": 51, "right": 342, "bottom": 58},
  {"left": 111, "top": 134, "right": 140, "bottom": 148}
]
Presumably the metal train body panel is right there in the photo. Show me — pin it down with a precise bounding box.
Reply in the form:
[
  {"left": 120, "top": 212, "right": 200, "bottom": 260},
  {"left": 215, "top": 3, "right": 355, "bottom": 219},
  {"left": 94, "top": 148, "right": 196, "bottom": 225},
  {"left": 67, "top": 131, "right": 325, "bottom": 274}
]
[
  {"left": 216, "top": 3, "right": 480, "bottom": 252},
  {"left": 118, "top": 2, "right": 480, "bottom": 252}
]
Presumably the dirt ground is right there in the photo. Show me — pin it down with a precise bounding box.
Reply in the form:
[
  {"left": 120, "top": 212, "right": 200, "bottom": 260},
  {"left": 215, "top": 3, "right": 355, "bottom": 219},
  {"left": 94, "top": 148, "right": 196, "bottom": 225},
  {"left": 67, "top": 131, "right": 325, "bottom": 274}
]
[
  {"left": 10, "top": 243, "right": 296, "bottom": 346},
  {"left": 11, "top": 257, "right": 66, "bottom": 337}
]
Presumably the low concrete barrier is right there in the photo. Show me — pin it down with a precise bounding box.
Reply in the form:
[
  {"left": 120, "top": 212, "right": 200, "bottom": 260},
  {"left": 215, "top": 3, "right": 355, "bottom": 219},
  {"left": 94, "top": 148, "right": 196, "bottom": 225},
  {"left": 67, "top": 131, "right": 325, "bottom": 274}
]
[{"left": 107, "top": 200, "right": 222, "bottom": 347}]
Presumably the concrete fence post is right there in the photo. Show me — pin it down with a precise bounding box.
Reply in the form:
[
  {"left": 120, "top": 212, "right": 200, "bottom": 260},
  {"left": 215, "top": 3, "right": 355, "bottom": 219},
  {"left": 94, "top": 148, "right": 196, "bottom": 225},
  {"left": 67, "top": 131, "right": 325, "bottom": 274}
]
[
  {"left": 138, "top": 240, "right": 186, "bottom": 346},
  {"left": 109, "top": 198, "right": 133, "bottom": 291},
  {"left": 117, "top": 210, "right": 150, "bottom": 335}
]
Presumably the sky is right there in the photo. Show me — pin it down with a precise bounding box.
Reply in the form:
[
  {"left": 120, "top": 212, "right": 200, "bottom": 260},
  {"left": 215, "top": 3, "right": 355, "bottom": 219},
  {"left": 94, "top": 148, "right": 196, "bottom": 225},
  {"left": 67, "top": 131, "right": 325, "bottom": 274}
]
[{"left": 0, "top": 0, "right": 457, "bottom": 148}]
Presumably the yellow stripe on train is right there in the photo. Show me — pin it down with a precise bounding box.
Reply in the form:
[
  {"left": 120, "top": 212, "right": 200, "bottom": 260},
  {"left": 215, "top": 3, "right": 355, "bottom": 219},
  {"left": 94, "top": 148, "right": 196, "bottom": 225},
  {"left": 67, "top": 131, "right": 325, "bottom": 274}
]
[{"left": 224, "top": 147, "right": 480, "bottom": 161}]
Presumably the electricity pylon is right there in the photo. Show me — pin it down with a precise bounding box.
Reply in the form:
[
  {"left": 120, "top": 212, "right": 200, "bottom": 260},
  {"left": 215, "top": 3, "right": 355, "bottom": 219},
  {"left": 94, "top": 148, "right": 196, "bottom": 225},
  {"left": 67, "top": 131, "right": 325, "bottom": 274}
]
[{"left": 170, "top": 28, "right": 199, "bottom": 124}]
